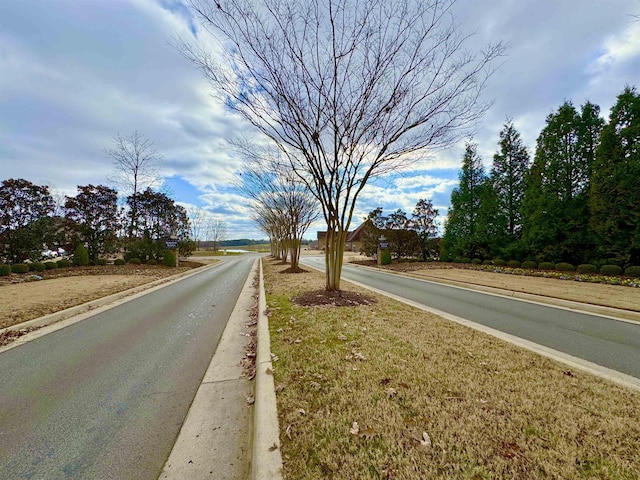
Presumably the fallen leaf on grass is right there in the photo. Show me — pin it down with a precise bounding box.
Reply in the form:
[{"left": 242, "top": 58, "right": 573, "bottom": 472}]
[
  {"left": 386, "top": 387, "right": 397, "bottom": 398},
  {"left": 380, "top": 378, "right": 391, "bottom": 385},
  {"left": 309, "top": 381, "right": 321, "bottom": 390},
  {"left": 350, "top": 421, "right": 359, "bottom": 435},
  {"left": 338, "top": 334, "right": 347, "bottom": 341},
  {"left": 298, "top": 408, "right": 306, "bottom": 416},
  {"left": 563, "top": 370, "right": 576, "bottom": 377},
  {"left": 275, "top": 383, "right": 285, "bottom": 392},
  {"left": 270, "top": 353, "right": 279, "bottom": 362},
  {"left": 265, "top": 367, "right": 273, "bottom": 375},
  {"left": 419, "top": 432, "right": 432, "bottom": 452},
  {"left": 268, "top": 443, "right": 278, "bottom": 452},
  {"left": 294, "top": 338, "right": 302, "bottom": 344},
  {"left": 285, "top": 424, "right": 292, "bottom": 440}
]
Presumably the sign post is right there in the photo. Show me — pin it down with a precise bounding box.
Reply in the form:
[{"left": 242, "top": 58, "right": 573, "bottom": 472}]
[
  {"left": 377, "top": 235, "right": 391, "bottom": 266},
  {"left": 165, "top": 238, "right": 179, "bottom": 267}
]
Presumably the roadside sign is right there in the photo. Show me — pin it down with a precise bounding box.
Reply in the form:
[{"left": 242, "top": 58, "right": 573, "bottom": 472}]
[{"left": 165, "top": 239, "right": 178, "bottom": 249}]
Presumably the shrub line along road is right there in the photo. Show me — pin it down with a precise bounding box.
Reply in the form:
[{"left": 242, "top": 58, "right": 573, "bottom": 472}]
[
  {"left": 0, "top": 255, "right": 257, "bottom": 480},
  {"left": 301, "top": 257, "right": 640, "bottom": 385}
]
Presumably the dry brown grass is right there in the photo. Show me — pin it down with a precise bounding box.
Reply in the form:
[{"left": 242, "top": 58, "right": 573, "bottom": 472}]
[{"left": 263, "top": 258, "right": 640, "bottom": 479}]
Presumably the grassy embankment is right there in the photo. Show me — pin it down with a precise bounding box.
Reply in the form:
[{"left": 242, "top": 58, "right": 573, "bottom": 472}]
[{"left": 263, "top": 258, "right": 640, "bottom": 479}]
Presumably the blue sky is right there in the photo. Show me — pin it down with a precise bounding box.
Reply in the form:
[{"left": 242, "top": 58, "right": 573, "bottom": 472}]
[{"left": 1, "top": 0, "right": 639, "bottom": 240}]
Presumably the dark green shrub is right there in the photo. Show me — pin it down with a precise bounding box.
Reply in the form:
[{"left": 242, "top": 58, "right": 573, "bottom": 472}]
[
  {"left": 163, "top": 250, "right": 176, "bottom": 267},
  {"left": 11, "top": 263, "right": 29, "bottom": 274},
  {"left": 471, "top": 258, "right": 482, "bottom": 265},
  {"left": 453, "top": 257, "right": 462, "bottom": 263},
  {"left": 600, "top": 264, "right": 622, "bottom": 275},
  {"left": 29, "top": 262, "right": 46, "bottom": 272},
  {"left": 96, "top": 258, "right": 108, "bottom": 266},
  {"left": 0, "top": 264, "right": 11, "bottom": 276},
  {"left": 507, "top": 260, "right": 521, "bottom": 268},
  {"left": 44, "top": 261, "right": 57, "bottom": 270},
  {"left": 493, "top": 258, "right": 506, "bottom": 267},
  {"left": 555, "top": 262, "right": 575, "bottom": 272},
  {"left": 57, "top": 259, "right": 71, "bottom": 268},
  {"left": 128, "top": 258, "right": 142, "bottom": 265},
  {"left": 521, "top": 261, "right": 537, "bottom": 269},
  {"left": 461, "top": 258, "right": 471, "bottom": 264},
  {"left": 73, "top": 244, "right": 89, "bottom": 266},
  {"left": 114, "top": 258, "right": 126, "bottom": 266},
  {"left": 482, "top": 260, "right": 493, "bottom": 266},
  {"left": 625, "top": 266, "right": 640, "bottom": 277},
  {"left": 539, "top": 262, "right": 555, "bottom": 270},
  {"left": 147, "top": 259, "right": 157, "bottom": 265},
  {"left": 576, "top": 264, "right": 597, "bottom": 274}
]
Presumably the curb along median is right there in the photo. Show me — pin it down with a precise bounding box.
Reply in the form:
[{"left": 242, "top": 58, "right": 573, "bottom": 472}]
[{"left": 252, "top": 258, "right": 284, "bottom": 480}]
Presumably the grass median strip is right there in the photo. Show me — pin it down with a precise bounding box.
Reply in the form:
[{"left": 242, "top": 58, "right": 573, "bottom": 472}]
[{"left": 263, "top": 258, "right": 640, "bottom": 479}]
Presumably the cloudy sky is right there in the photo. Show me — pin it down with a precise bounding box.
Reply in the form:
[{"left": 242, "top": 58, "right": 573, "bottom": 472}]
[{"left": 1, "top": 0, "right": 639, "bottom": 240}]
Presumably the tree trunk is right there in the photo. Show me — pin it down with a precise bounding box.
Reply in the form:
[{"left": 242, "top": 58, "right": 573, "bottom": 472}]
[{"left": 324, "top": 228, "right": 347, "bottom": 291}]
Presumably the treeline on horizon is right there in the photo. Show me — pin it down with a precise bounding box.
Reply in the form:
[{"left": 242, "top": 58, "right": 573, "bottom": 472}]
[{"left": 441, "top": 85, "right": 640, "bottom": 269}]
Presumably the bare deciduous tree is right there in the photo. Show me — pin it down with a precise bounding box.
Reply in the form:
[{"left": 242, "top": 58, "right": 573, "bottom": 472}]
[
  {"left": 188, "top": 206, "right": 207, "bottom": 249},
  {"left": 184, "top": 0, "right": 504, "bottom": 290},
  {"left": 207, "top": 218, "right": 227, "bottom": 251},
  {"left": 106, "top": 131, "right": 162, "bottom": 239}
]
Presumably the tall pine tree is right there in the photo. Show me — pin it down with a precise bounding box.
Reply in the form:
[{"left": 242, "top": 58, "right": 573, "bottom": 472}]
[
  {"left": 590, "top": 86, "right": 640, "bottom": 266},
  {"left": 442, "top": 143, "right": 488, "bottom": 259},
  {"left": 490, "top": 118, "right": 530, "bottom": 257}
]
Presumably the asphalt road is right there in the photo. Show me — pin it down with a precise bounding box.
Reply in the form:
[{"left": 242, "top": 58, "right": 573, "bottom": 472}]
[
  {"left": 301, "top": 257, "right": 640, "bottom": 379},
  {"left": 0, "top": 255, "right": 256, "bottom": 480}
]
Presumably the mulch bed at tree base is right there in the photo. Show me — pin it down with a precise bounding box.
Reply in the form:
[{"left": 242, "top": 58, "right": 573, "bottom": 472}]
[{"left": 292, "top": 289, "right": 376, "bottom": 307}]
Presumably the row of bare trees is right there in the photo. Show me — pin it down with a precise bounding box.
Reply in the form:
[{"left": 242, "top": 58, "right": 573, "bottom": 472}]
[{"left": 236, "top": 146, "right": 318, "bottom": 270}]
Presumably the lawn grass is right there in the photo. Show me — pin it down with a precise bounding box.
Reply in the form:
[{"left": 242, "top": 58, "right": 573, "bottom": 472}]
[{"left": 263, "top": 258, "right": 640, "bottom": 479}]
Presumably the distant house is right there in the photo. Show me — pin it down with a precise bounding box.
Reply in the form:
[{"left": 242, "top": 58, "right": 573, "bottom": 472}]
[{"left": 316, "top": 223, "right": 366, "bottom": 252}]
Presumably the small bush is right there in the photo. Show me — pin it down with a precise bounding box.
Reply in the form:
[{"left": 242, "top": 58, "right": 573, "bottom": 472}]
[
  {"left": 625, "top": 266, "right": 640, "bottom": 277},
  {"left": 128, "top": 257, "right": 142, "bottom": 265},
  {"left": 146, "top": 259, "right": 157, "bottom": 265},
  {"left": 493, "top": 258, "right": 506, "bottom": 267},
  {"left": 57, "top": 259, "right": 71, "bottom": 268},
  {"left": 507, "top": 260, "right": 521, "bottom": 268},
  {"left": 29, "top": 262, "right": 46, "bottom": 272},
  {"left": 0, "top": 264, "right": 11, "bottom": 276},
  {"left": 96, "top": 258, "right": 108, "bottom": 266},
  {"left": 453, "top": 257, "right": 462, "bottom": 263},
  {"left": 539, "top": 262, "right": 555, "bottom": 270},
  {"left": 577, "top": 264, "right": 597, "bottom": 274},
  {"left": 600, "top": 264, "right": 622, "bottom": 276},
  {"left": 114, "top": 258, "right": 126, "bottom": 266},
  {"left": 73, "top": 244, "right": 89, "bottom": 266},
  {"left": 521, "top": 261, "right": 537, "bottom": 269},
  {"left": 44, "top": 261, "right": 57, "bottom": 270},
  {"left": 461, "top": 258, "right": 471, "bottom": 264},
  {"left": 11, "top": 263, "right": 29, "bottom": 274},
  {"left": 163, "top": 250, "right": 176, "bottom": 267},
  {"left": 482, "top": 260, "right": 493, "bottom": 266},
  {"left": 555, "top": 262, "right": 575, "bottom": 272},
  {"left": 471, "top": 258, "right": 482, "bottom": 265}
]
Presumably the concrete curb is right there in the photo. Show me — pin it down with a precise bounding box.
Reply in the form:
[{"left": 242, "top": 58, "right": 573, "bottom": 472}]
[
  {"left": 160, "top": 259, "right": 258, "bottom": 479},
  {"left": 252, "top": 258, "right": 283, "bottom": 480},
  {"left": 1, "top": 262, "right": 221, "bottom": 334}
]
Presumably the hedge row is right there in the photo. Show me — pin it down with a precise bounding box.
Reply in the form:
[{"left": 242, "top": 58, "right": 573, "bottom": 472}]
[
  {"left": 0, "top": 257, "right": 173, "bottom": 275},
  {"left": 459, "top": 259, "right": 640, "bottom": 277}
]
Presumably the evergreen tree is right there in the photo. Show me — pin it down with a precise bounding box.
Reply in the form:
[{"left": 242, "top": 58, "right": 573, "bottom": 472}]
[
  {"left": 590, "top": 86, "right": 640, "bottom": 265},
  {"left": 521, "top": 101, "right": 603, "bottom": 263},
  {"left": 490, "top": 119, "right": 530, "bottom": 257},
  {"left": 442, "top": 143, "right": 487, "bottom": 259}
]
